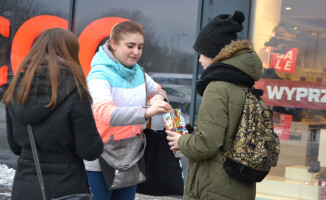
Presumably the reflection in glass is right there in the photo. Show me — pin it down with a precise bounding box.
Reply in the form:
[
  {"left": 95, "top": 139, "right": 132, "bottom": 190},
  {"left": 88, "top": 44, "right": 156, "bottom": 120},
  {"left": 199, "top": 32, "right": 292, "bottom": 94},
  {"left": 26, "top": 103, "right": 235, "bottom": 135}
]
[
  {"left": 74, "top": 0, "right": 198, "bottom": 74},
  {"left": 252, "top": 0, "right": 326, "bottom": 198},
  {"left": 0, "top": 0, "right": 70, "bottom": 169}
]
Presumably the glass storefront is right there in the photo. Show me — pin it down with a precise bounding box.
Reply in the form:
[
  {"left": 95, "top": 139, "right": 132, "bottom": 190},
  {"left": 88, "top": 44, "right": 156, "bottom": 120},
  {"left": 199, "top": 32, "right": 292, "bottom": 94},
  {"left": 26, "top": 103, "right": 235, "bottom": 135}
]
[
  {"left": 72, "top": 0, "right": 199, "bottom": 129},
  {"left": 191, "top": 0, "right": 251, "bottom": 124},
  {"left": 1, "top": 0, "right": 326, "bottom": 199},
  {"left": 74, "top": 0, "right": 198, "bottom": 74},
  {"left": 0, "top": 0, "right": 71, "bottom": 168},
  {"left": 0, "top": 0, "right": 198, "bottom": 165},
  {"left": 251, "top": 0, "right": 326, "bottom": 199}
]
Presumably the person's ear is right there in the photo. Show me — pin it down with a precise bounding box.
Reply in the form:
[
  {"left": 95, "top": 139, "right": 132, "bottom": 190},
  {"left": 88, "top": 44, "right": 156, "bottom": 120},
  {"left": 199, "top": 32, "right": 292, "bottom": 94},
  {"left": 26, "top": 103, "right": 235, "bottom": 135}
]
[{"left": 110, "top": 40, "right": 117, "bottom": 51}]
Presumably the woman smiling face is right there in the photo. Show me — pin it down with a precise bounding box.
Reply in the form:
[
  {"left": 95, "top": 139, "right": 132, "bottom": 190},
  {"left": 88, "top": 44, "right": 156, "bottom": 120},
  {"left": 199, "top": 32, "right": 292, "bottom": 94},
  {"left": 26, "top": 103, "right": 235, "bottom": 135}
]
[{"left": 111, "top": 32, "right": 144, "bottom": 67}]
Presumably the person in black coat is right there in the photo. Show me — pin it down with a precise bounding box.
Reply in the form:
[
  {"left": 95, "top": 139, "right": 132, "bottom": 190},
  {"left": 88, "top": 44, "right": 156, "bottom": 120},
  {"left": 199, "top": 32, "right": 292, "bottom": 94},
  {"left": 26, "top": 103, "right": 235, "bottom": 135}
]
[{"left": 3, "top": 28, "right": 104, "bottom": 199}]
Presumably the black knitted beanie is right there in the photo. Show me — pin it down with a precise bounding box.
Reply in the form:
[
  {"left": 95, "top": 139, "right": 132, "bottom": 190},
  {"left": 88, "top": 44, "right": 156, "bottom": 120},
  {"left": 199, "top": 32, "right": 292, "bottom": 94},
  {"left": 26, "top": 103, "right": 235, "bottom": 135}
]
[{"left": 193, "top": 11, "right": 245, "bottom": 58}]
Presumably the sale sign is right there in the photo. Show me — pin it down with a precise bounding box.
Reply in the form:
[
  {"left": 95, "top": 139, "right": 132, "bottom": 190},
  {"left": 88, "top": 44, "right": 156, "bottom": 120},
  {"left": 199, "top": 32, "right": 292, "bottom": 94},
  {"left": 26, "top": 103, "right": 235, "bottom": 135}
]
[
  {"left": 274, "top": 114, "right": 292, "bottom": 140},
  {"left": 319, "top": 186, "right": 326, "bottom": 200},
  {"left": 271, "top": 48, "right": 298, "bottom": 73},
  {"left": 274, "top": 124, "right": 289, "bottom": 140},
  {"left": 255, "top": 79, "right": 326, "bottom": 110}
]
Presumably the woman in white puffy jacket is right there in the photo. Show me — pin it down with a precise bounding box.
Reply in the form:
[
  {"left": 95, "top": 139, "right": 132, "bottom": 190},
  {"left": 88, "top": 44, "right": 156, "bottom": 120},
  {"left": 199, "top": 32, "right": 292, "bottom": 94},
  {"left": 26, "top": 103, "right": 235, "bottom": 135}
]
[{"left": 85, "top": 20, "right": 172, "bottom": 200}]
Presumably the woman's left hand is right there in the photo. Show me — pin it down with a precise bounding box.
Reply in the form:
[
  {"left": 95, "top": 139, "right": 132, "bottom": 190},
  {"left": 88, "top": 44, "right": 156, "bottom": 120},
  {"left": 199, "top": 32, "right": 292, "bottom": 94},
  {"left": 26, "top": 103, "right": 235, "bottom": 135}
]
[
  {"left": 145, "top": 100, "right": 172, "bottom": 118},
  {"left": 166, "top": 130, "right": 181, "bottom": 150},
  {"left": 147, "top": 94, "right": 165, "bottom": 106}
]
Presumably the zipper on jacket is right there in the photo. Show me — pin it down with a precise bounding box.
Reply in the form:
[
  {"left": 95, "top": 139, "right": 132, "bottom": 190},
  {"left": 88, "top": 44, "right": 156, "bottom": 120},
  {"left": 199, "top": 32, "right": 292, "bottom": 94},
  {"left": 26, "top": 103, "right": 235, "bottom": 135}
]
[{"left": 129, "top": 71, "right": 134, "bottom": 87}]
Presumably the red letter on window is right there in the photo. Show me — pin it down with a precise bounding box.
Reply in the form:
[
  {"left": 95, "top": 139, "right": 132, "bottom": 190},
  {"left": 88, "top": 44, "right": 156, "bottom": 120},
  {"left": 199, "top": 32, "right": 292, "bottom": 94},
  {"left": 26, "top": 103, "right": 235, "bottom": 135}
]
[
  {"left": 0, "top": 16, "right": 10, "bottom": 37},
  {"left": 11, "top": 15, "right": 68, "bottom": 75},
  {"left": 0, "top": 16, "right": 10, "bottom": 86},
  {"left": 78, "top": 17, "right": 128, "bottom": 77}
]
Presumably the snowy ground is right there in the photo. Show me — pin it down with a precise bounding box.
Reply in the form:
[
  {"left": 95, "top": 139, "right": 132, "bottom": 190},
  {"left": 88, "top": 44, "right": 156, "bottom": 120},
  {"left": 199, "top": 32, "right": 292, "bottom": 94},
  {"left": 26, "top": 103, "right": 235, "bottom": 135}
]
[
  {"left": 0, "top": 164, "right": 181, "bottom": 200},
  {"left": 0, "top": 165, "right": 14, "bottom": 188},
  {"left": 0, "top": 164, "right": 14, "bottom": 200}
]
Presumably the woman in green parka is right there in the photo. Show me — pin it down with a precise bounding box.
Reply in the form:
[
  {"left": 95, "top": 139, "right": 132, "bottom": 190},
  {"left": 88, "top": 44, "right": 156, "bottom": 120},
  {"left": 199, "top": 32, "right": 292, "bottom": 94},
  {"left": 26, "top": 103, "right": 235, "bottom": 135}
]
[{"left": 166, "top": 11, "right": 263, "bottom": 200}]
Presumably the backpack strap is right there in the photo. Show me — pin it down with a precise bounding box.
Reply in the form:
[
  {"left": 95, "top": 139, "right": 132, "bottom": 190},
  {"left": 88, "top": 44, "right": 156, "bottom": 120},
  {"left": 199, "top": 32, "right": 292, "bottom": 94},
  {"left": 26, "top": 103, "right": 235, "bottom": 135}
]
[
  {"left": 220, "top": 86, "right": 248, "bottom": 152},
  {"left": 240, "top": 85, "right": 250, "bottom": 94}
]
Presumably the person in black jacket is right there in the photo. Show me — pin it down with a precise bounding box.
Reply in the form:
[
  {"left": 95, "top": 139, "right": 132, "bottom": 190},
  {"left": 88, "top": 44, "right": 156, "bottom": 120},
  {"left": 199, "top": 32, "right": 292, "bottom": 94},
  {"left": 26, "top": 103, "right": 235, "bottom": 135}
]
[{"left": 3, "top": 28, "right": 104, "bottom": 200}]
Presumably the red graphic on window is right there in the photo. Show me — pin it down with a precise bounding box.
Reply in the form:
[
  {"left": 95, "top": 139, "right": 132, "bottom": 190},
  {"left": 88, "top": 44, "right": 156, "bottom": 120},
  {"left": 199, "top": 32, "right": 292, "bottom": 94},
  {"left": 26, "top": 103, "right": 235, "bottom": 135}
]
[
  {"left": 0, "top": 16, "right": 9, "bottom": 86},
  {"left": 255, "top": 79, "right": 326, "bottom": 110},
  {"left": 271, "top": 48, "right": 298, "bottom": 73},
  {"left": 320, "top": 187, "right": 326, "bottom": 199},
  {"left": 11, "top": 15, "right": 68, "bottom": 75},
  {"left": 0, "top": 66, "right": 8, "bottom": 86},
  {"left": 78, "top": 17, "right": 128, "bottom": 77},
  {"left": 6, "top": 15, "right": 128, "bottom": 80},
  {"left": 274, "top": 114, "right": 292, "bottom": 140},
  {"left": 0, "top": 16, "right": 10, "bottom": 37}
]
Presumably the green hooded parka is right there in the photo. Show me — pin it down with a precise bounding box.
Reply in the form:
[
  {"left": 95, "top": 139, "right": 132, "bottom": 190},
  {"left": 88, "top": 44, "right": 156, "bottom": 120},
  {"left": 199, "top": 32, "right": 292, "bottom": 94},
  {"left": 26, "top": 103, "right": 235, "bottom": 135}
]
[{"left": 179, "top": 40, "right": 263, "bottom": 200}]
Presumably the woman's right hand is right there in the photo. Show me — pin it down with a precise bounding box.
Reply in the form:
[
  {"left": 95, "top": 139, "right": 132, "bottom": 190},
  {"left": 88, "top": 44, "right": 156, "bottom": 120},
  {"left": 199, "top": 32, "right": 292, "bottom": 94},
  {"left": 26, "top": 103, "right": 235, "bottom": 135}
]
[{"left": 144, "top": 100, "right": 172, "bottom": 118}]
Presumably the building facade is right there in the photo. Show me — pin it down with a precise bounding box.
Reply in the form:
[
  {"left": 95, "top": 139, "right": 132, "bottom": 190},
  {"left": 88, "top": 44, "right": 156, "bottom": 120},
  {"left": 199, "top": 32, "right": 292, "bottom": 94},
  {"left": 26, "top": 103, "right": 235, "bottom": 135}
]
[{"left": 1, "top": 0, "right": 325, "bottom": 199}]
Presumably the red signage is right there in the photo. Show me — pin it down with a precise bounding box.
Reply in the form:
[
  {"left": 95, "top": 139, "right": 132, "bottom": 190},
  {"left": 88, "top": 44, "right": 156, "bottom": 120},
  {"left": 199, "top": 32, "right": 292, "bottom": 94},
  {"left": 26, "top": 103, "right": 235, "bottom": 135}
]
[
  {"left": 0, "top": 16, "right": 9, "bottom": 37},
  {"left": 320, "top": 187, "right": 326, "bottom": 200},
  {"left": 0, "top": 16, "right": 9, "bottom": 86},
  {"left": 0, "top": 15, "right": 129, "bottom": 84},
  {"left": 78, "top": 17, "right": 128, "bottom": 77},
  {"left": 274, "top": 124, "right": 288, "bottom": 140},
  {"left": 271, "top": 48, "right": 298, "bottom": 73},
  {"left": 11, "top": 15, "right": 68, "bottom": 75},
  {"left": 274, "top": 114, "right": 292, "bottom": 140},
  {"left": 255, "top": 79, "right": 326, "bottom": 110}
]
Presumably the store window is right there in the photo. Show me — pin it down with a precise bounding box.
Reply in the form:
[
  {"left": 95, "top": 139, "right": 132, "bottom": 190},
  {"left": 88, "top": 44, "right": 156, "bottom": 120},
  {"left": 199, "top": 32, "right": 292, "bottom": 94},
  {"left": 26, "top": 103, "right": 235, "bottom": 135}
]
[
  {"left": 73, "top": 0, "right": 198, "bottom": 129},
  {"left": 0, "top": 0, "right": 70, "bottom": 168},
  {"left": 191, "top": 0, "right": 251, "bottom": 124},
  {"left": 74, "top": 0, "right": 198, "bottom": 75},
  {"left": 0, "top": 0, "right": 199, "bottom": 169},
  {"left": 251, "top": 0, "right": 326, "bottom": 199}
]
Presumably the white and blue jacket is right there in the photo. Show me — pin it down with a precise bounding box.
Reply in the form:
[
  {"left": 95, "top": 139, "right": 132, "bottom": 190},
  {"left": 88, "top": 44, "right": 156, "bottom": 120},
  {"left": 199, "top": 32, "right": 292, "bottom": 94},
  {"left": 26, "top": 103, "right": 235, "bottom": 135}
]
[{"left": 85, "top": 45, "right": 165, "bottom": 171}]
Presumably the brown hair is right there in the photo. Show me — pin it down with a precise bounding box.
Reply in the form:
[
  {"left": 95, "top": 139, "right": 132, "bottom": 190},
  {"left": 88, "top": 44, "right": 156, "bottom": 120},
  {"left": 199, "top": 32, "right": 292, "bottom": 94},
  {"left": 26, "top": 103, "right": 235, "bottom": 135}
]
[
  {"left": 107, "top": 20, "right": 144, "bottom": 51},
  {"left": 3, "top": 28, "right": 92, "bottom": 107}
]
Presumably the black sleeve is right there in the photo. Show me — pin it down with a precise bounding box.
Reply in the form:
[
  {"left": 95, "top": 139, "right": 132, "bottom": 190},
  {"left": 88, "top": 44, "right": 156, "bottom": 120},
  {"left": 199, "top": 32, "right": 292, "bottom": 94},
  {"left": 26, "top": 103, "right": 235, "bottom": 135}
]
[
  {"left": 70, "top": 90, "right": 103, "bottom": 161},
  {"left": 6, "top": 107, "right": 22, "bottom": 155}
]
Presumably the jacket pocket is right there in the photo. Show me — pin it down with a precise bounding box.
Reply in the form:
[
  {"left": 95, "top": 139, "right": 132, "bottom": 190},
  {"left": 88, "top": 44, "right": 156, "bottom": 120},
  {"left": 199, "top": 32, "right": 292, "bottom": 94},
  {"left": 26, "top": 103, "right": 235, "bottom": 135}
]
[
  {"left": 185, "top": 161, "right": 199, "bottom": 198},
  {"left": 188, "top": 161, "right": 210, "bottom": 199},
  {"left": 193, "top": 164, "right": 200, "bottom": 198},
  {"left": 208, "top": 159, "right": 255, "bottom": 199},
  {"left": 208, "top": 159, "right": 229, "bottom": 193}
]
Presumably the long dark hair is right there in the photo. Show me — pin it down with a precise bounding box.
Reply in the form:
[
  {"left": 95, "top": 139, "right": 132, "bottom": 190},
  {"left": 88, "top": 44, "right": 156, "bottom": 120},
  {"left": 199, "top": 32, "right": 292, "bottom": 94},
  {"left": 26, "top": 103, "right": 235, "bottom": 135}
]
[{"left": 3, "top": 28, "right": 92, "bottom": 107}]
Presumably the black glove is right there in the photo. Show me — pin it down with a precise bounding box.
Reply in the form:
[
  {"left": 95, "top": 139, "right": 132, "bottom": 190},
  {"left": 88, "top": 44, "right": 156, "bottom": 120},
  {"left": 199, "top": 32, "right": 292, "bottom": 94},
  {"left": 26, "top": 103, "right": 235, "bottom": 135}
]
[{"left": 185, "top": 123, "right": 195, "bottom": 134}]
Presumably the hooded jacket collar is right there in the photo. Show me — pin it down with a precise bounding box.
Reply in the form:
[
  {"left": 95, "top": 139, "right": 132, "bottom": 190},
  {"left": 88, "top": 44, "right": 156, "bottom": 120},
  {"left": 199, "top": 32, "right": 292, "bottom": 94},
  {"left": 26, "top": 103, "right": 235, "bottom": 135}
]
[
  {"left": 196, "top": 63, "right": 254, "bottom": 96},
  {"left": 211, "top": 40, "right": 251, "bottom": 63},
  {"left": 211, "top": 40, "right": 263, "bottom": 81},
  {"left": 196, "top": 40, "right": 263, "bottom": 96},
  {"left": 91, "top": 45, "right": 139, "bottom": 80}
]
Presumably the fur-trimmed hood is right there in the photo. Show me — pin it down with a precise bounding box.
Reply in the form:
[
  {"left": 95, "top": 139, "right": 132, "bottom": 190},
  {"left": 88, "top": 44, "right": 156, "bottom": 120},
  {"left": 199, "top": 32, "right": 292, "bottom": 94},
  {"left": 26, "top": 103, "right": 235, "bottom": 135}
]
[{"left": 211, "top": 40, "right": 263, "bottom": 81}]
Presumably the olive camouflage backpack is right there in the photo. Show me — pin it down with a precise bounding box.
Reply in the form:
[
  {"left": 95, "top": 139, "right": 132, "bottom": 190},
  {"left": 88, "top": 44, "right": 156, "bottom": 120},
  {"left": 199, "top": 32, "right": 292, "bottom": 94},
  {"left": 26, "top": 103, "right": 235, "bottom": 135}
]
[{"left": 221, "top": 87, "right": 280, "bottom": 183}]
